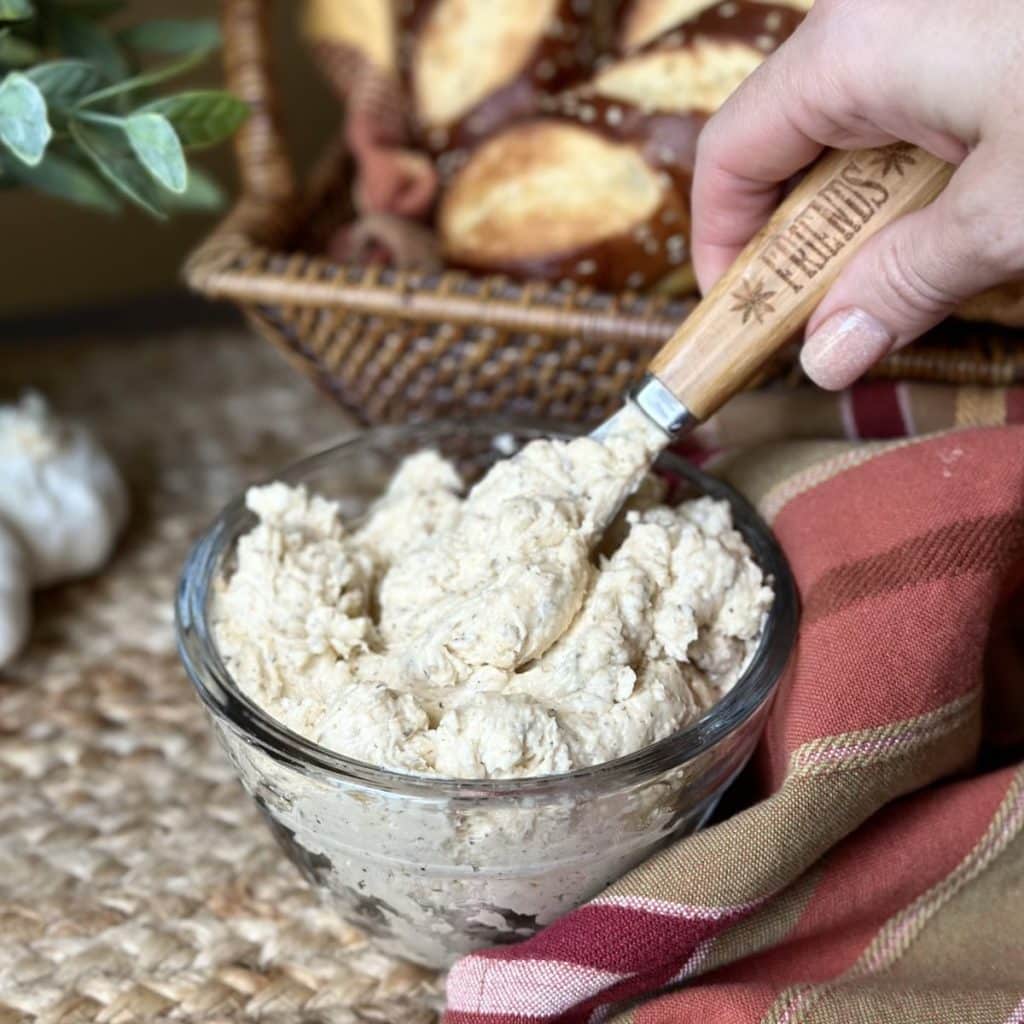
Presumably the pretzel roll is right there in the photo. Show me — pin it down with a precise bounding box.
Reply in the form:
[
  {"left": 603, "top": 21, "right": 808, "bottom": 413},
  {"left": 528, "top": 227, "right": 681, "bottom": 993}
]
[
  {"left": 619, "top": 0, "right": 812, "bottom": 54},
  {"left": 398, "top": 0, "right": 615, "bottom": 155},
  {"left": 612, "top": 1, "right": 806, "bottom": 113},
  {"left": 546, "top": 2, "right": 804, "bottom": 184},
  {"left": 438, "top": 118, "right": 690, "bottom": 291}
]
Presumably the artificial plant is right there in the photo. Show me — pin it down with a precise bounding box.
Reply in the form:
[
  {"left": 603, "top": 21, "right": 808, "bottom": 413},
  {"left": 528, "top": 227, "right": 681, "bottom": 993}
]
[{"left": 0, "top": 0, "right": 249, "bottom": 216}]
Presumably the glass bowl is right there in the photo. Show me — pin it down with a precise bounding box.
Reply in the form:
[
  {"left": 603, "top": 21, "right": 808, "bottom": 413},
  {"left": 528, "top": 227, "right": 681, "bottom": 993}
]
[{"left": 175, "top": 419, "right": 798, "bottom": 969}]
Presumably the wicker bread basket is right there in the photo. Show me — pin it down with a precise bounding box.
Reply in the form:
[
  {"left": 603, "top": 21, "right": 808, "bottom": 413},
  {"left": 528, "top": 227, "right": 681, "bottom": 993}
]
[{"left": 185, "top": 0, "right": 1024, "bottom": 427}]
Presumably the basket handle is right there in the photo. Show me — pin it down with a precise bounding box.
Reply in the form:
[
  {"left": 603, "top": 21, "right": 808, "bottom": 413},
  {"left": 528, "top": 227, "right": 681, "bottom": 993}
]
[{"left": 220, "top": 0, "right": 296, "bottom": 203}]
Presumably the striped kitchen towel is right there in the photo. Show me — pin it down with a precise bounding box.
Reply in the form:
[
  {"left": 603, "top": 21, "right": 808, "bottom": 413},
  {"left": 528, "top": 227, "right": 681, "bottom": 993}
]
[{"left": 445, "top": 415, "right": 1024, "bottom": 1024}]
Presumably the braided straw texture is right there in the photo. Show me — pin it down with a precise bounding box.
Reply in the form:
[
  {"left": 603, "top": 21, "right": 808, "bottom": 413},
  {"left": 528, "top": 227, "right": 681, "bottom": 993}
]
[{"left": 0, "top": 330, "right": 443, "bottom": 1024}]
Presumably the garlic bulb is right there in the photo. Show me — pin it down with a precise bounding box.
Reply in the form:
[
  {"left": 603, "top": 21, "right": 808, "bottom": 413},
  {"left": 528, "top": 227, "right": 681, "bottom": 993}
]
[
  {"left": 0, "top": 521, "right": 31, "bottom": 667},
  {"left": 0, "top": 393, "right": 129, "bottom": 587}
]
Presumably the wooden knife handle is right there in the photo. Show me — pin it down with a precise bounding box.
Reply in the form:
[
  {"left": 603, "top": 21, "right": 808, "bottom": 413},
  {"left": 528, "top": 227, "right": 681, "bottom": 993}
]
[{"left": 648, "top": 144, "right": 955, "bottom": 422}]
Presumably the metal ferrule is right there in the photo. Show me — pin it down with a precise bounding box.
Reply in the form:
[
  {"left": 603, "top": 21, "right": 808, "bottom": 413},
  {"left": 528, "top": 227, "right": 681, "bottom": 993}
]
[{"left": 628, "top": 373, "right": 699, "bottom": 438}]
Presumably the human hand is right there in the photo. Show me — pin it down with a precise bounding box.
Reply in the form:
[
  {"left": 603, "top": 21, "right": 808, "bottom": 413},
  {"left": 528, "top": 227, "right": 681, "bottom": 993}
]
[{"left": 691, "top": 0, "right": 1024, "bottom": 389}]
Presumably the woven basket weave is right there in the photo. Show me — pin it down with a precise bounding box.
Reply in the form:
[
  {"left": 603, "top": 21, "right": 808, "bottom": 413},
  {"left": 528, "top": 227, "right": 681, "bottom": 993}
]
[{"left": 185, "top": 0, "right": 1024, "bottom": 427}]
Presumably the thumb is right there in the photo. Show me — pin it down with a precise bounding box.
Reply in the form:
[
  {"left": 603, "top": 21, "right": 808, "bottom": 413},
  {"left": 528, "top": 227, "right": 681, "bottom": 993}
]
[{"left": 800, "top": 148, "right": 1020, "bottom": 389}]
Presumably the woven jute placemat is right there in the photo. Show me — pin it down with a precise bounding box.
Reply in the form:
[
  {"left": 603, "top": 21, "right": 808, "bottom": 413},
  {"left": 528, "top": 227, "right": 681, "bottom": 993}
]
[{"left": 0, "top": 329, "right": 444, "bottom": 1023}]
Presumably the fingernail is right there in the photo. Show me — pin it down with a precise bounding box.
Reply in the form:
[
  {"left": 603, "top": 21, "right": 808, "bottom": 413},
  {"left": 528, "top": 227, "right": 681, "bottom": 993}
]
[{"left": 801, "top": 309, "right": 894, "bottom": 390}]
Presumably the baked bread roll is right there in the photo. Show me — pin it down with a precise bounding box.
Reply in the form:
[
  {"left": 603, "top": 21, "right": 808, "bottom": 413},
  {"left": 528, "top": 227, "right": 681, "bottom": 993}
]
[
  {"left": 399, "top": 0, "right": 615, "bottom": 156},
  {"left": 439, "top": 1, "right": 804, "bottom": 291},
  {"left": 438, "top": 118, "right": 690, "bottom": 291},
  {"left": 567, "top": 1, "right": 806, "bottom": 172},
  {"left": 606, "top": 1, "right": 808, "bottom": 115},
  {"left": 619, "top": 0, "right": 813, "bottom": 54}
]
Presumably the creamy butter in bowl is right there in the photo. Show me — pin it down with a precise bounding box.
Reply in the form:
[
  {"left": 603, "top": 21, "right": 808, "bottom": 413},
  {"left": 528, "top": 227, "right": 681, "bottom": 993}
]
[{"left": 176, "top": 419, "right": 797, "bottom": 968}]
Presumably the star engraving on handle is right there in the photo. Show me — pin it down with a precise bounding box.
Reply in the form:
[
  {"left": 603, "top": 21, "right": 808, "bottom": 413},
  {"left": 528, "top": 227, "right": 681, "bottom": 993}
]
[
  {"left": 731, "top": 278, "right": 777, "bottom": 325},
  {"left": 870, "top": 143, "right": 917, "bottom": 178}
]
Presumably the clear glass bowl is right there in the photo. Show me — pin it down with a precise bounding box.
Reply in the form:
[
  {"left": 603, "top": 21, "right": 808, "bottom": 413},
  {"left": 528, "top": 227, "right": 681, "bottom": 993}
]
[{"left": 175, "top": 419, "right": 798, "bottom": 969}]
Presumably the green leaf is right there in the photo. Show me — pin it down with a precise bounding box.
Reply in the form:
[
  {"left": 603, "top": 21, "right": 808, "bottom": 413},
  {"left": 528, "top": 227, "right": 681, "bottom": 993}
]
[
  {"left": 117, "top": 18, "right": 220, "bottom": 56},
  {"left": 165, "top": 163, "right": 223, "bottom": 211},
  {"left": 2, "top": 146, "right": 118, "bottom": 210},
  {"left": 0, "top": 0, "right": 33, "bottom": 24},
  {"left": 54, "top": 12, "right": 128, "bottom": 81},
  {"left": 77, "top": 48, "right": 210, "bottom": 107},
  {"left": 27, "top": 59, "right": 105, "bottom": 109},
  {"left": 0, "top": 71, "right": 51, "bottom": 164},
  {"left": 123, "top": 111, "right": 185, "bottom": 192},
  {"left": 69, "top": 117, "right": 166, "bottom": 216},
  {"left": 0, "top": 28, "right": 39, "bottom": 65},
  {"left": 139, "top": 90, "right": 247, "bottom": 149}
]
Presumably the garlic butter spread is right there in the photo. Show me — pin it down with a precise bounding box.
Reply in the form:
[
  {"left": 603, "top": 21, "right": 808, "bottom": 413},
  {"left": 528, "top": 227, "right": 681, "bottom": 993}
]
[{"left": 212, "top": 409, "right": 772, "bottom": 779}]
